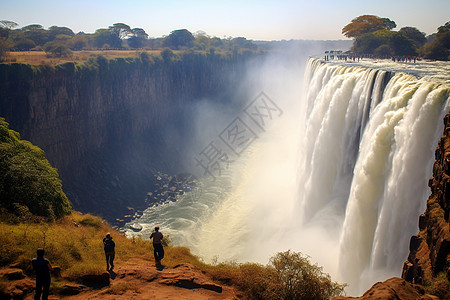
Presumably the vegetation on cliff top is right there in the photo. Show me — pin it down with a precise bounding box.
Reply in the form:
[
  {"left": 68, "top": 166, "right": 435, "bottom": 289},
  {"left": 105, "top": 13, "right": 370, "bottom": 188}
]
[
  {"left": 0, "top": 21, "right": 263, "bottom": 63},
  {"left": 0, "top": 118, "right": 72, "bottom": 221},
  {"left": 343, "top": 15, "right": 449, "bottom": 60}
]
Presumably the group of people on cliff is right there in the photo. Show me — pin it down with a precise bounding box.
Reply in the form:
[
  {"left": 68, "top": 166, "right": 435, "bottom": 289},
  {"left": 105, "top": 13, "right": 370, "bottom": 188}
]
[{"left": 31, "top": 226, "right": 164, "bottom": 299}]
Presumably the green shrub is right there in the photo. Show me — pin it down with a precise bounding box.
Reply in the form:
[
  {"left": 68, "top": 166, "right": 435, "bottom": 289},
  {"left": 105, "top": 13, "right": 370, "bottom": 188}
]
[
  {"left": 78, "top": 216, "right": 102, "bottom": 228},
  {"left": 0, "top": 118, "right": 71, "bottom": 220}
]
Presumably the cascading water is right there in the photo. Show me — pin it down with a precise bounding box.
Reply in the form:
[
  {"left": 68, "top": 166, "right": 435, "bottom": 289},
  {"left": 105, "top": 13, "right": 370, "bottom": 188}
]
[
  {"left": 126, "top": 56, "right": 450, "bottom": 295},
  {"left": 301, "top": 58, "right": 450, "bottom": 294}
]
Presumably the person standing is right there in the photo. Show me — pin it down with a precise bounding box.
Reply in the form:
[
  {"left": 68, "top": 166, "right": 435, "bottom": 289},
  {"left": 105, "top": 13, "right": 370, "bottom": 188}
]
[
  {"left": 150, "top": 226, "right": 164, "bottom": 266},
  {"left": 31, "top": 248, "right": 53, "bottom": 300},
  {"left": 103, "top": 233, "right": 115, "bottom": 271}
]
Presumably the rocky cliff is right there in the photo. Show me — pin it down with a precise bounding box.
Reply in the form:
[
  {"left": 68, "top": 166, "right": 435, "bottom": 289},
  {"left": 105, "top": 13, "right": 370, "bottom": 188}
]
[
  {"left": 401, "top": 113, "right": 450, "bottom": 298},
  {"left": 0, "top": 53, "right": 255, "bottom": 220}
]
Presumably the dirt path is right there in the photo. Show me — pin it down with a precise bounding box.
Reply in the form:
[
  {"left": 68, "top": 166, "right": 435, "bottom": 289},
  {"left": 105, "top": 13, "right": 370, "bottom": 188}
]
[{"left": 8, "top": 258, "right": 240, "bottom": 299}]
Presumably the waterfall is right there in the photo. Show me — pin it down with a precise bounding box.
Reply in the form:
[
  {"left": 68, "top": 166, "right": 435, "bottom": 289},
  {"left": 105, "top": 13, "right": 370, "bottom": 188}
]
[
  {"left": 128, "top": 56, "right": 450, "bottom": 296},
  {"left": 301, "top": 58, "right": 450, "bottom": 294}
]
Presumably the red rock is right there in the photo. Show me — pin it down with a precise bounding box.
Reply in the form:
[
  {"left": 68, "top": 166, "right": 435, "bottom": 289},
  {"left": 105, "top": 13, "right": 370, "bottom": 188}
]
[
  {"left": 402, "top": 114, "right": 450, "bottom": 292},
  {"left": 332, "top": 277, "right": 436, "bottom": 300}
]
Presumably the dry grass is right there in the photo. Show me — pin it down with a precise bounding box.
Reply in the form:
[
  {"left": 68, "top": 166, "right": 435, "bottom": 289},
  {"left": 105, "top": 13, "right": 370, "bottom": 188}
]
[
  {"left": 4, "top": 50, "right": 166, "bottom": 65},
  {"left": 0, "top": 212, "right": 201, "bottom": 280},
  {"left": 0, "top": 213, "right": 348, "bottom": 299}
]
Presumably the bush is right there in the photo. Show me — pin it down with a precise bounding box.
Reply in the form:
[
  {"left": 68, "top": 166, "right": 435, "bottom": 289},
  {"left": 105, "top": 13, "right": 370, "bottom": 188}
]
[
  {"left": 205, "top": 250, "right": 346, "bottom": 300},
  {"left": 78, "top": 215, "right": 102, "bottom": 228},
  {"left": 0, "top": 118, "right": 72, "bottom": 220},
  {"left": 270, "top": 250, "right": 346, "bottom": 300},
  {"left": 238, "top": 263, "right": 281, "bottom": 300},
  {"left": 161, "top": 48, "right": 174, "bottom": 62},
  {"left": 44, "top": 41, "right": 72, "bottom": 58}
]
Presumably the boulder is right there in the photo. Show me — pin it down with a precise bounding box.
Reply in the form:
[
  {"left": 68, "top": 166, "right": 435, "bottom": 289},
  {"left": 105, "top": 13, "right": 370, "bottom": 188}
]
[
  {"left": 158, "top": 263, "right": 222, "bottom": 293},
  {"left": 332, "top": 277, "right": 438, "bottom": 300},
  {"left": 81, "top": 272, "right": 110, "bottom": 287},
  {"left": 2, "top": 269, "right": 25, "bottom": 280},
  {"left": 51, "top": 266, "right": 62, "bottom": 278},
  {"left": 60, "top": 283, "right": 86, "bottom": 295}
]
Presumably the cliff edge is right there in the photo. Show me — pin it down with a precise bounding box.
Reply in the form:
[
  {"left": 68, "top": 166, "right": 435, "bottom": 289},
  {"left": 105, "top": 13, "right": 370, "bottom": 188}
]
[{"left": 401, "top": 113, "right": 450, "bottom": 297}]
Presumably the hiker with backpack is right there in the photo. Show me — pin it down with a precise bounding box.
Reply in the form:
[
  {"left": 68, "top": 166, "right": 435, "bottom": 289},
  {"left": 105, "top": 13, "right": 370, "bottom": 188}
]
[{"left": 103, "top": 233, "right": 115, "bottom": 271}]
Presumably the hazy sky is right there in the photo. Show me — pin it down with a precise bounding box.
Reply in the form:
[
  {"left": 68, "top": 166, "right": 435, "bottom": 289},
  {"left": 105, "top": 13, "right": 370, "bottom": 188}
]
[{"left": 2, "top": 0, "right": 449, "bottom": 40}]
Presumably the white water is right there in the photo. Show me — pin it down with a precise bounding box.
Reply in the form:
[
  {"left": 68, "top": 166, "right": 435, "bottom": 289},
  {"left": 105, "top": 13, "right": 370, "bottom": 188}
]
[{"left": 127, "top": 57, "right": 450, "bottom": 295}]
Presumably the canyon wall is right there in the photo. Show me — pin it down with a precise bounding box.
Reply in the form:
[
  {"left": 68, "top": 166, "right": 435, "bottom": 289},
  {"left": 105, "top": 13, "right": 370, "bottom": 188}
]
[
  {"left": 0, "top": 53, "right": 254, "bottom": 220},
  {"left": 402, "top": 113, "right": 450, "bottom": 297}
]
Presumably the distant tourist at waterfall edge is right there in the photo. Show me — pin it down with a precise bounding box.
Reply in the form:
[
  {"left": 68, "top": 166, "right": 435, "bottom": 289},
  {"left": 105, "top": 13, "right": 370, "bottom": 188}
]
[
  {"left": 31, "top": 248, "right": 53, "bottom": 300},
  {"left": 150, "top": 226, "right": 164, "bottom": 266},
  {"left": 103, "top": 233, "right": 115, "bottom": 271}
]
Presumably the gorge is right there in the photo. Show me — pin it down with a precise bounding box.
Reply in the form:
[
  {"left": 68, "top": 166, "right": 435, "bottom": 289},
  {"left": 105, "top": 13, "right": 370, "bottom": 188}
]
[{"left": 1, "top": 49, "right": 449, "bottom": 297}]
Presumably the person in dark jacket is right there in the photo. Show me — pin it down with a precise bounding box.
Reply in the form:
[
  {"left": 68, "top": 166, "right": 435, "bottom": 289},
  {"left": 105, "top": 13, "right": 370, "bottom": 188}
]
[
  {"left": 150, "top": 226, "right": 164, "bottom": 266},
  {"left": 103, "top": 233, "right": 115, "bottom": 271},
  {"left": 31, "top": 248, "right": 53, "bottom": 300}
]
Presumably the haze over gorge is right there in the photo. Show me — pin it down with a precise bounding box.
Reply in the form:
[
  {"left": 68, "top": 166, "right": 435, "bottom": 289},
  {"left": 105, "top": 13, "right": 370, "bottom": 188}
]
[{"left": 1, "top": 41, "right": 449, "bottom": 296}]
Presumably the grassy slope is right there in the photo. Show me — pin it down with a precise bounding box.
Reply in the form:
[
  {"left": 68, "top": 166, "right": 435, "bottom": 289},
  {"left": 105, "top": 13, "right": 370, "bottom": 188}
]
[{"left": 0, "top": 212, "right": 203, "bottom": 278}]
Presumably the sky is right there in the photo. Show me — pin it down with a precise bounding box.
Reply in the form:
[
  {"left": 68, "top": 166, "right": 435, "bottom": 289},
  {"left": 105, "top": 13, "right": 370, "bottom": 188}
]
[{"left": 1, "top": 0, "right": 449, "bottom": 41}]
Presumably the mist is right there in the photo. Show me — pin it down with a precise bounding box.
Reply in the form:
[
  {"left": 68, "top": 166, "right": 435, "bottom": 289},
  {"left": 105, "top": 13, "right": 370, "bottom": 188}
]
[
  {"left": 128, "top": 40, "right": 348, "bottom": 277},
  {"left": 127, "top": 39, "right": 450, "bottom": 297}
]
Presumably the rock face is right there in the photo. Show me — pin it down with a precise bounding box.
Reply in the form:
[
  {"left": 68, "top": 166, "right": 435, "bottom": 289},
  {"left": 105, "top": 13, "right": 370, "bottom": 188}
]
[
  {"left": 159, "top": 264, "right": 223, "bottom": 293},
  {"left": 332, "top": 277, "right": 438, "bottom": 300},
  {"left": 0, "top": 54, "right": 253, "bottom": 220},
  {"left": 401, "top": 113, "right": 450, "bottom": 296}
]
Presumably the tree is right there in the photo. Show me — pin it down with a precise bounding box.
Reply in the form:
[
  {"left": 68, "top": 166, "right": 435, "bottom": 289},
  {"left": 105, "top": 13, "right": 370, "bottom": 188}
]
[
  {"left": 0, "top": 38, "right": 10, "bottom": 61},
  {"left": 399, "top": 27, "right": 426, "bottom": 48},
  {"left": 390, "top": 32, "right": 417, "bottom": 56},
  {"left": 132, "top": 28, "right": 148, "bottom": 39},
  {"left": 108, "top": 23, "right": 132, "bottom": 40},
  {"left": 353, "top": 29, "right": 418, "bottom": 56},
  {"left": 21, "top": 24, "right": 44, "bottom": 31},
  {"left": 44, "top": 41, "right": 72, "bottom": 57},
  {"left": 70, "top": 34, "right": 88, "bottom": 50},
  {"left": 48, "top": 26, "right": 75, "bottom": 41},
  {"left": 127, "top": 36, "right": 143, "bottom": 49},
  {"left": 230, "top": 37, "right": 256, "bottom": 50},
  {"left": 13, "top": 38, "right": 36, "bottom": 51},
  {"left": 342, "top": 15, "right": 396, "bottom": 39},
  {"left": 21, "top": 24, "right": 48, "bottom": 46},
  {"left": 374, "top": 44, "right": 394, "bottom": 57},
  {"left": 421, "top": 21, "right": 450, "bottom": 60},
  {"left": 0, "top": 20, "right": 18, "bottom": 30},
  {"left": 163, "top": 29, "right": 195, "bottom": 49},
  {"left": 352, "top": 29, "right": 393, "bottom": 54},
  {"left": 127, "top": 28, "right": 148, "bottom": 49},
  {"left": 93, "top": 28, "right": 122, "bottom": 49},
  {"left": 0, "top": 118, "right": 72, "bottom": 220}
]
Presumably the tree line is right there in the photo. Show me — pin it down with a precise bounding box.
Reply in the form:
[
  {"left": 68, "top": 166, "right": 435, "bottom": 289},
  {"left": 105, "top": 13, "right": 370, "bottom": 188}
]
[
  {"left": 342, "top": 15, "right": 450, "bottom": 60},
  {"left": 0, "top": 21, "right": 260, "bottom": 60}
]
